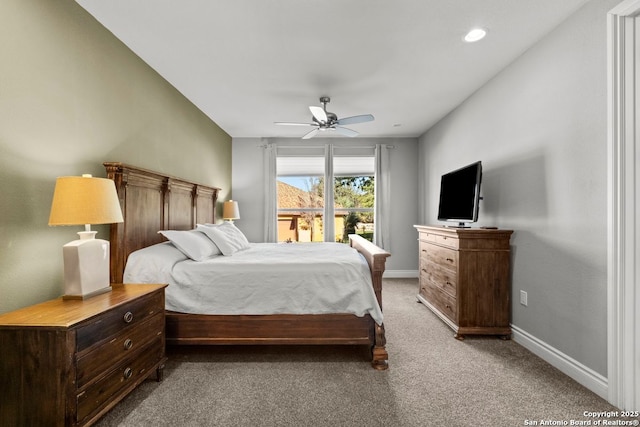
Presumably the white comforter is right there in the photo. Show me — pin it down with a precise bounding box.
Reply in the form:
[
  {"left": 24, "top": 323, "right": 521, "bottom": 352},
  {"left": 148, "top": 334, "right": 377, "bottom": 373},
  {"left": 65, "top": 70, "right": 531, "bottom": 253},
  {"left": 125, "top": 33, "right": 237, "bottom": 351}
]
[{"left": 123, "top": 242, "right": 383, "bottom": 325}]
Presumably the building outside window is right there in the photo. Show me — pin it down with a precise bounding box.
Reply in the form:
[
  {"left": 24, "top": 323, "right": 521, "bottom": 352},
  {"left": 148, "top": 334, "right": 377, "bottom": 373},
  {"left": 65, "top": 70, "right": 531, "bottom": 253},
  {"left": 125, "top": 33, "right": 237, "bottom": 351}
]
[{"left": 276, "top": 147, "right": 375, "bottom": 243}]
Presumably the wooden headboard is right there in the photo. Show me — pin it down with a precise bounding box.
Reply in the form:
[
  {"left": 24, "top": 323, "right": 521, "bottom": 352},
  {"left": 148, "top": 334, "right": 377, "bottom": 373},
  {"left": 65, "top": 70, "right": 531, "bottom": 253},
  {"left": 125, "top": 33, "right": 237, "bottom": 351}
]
[{"left": 104, "top": 162, "right": 220, "bottom": 283}]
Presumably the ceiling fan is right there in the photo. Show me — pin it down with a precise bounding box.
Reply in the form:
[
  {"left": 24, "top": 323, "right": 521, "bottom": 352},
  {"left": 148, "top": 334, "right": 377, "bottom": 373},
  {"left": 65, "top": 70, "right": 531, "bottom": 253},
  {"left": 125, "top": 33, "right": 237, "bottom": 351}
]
[{"left": 275, "top": 96, "right": 374, "bottom": 139}]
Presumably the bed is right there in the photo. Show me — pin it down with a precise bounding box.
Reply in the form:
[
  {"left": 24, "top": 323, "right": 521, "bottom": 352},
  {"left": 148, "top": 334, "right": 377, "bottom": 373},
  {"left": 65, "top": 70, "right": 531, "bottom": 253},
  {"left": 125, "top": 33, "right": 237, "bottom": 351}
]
[{"left": 104, "top": 162, "right": 390, "bottom": 370}]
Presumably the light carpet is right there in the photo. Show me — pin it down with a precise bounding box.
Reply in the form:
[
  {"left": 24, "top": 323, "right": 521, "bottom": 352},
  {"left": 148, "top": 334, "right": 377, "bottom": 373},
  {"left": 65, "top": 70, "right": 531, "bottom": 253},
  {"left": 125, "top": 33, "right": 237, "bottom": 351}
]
[{"left": 95, "top": 278, "right": 619, "bottom": 426}]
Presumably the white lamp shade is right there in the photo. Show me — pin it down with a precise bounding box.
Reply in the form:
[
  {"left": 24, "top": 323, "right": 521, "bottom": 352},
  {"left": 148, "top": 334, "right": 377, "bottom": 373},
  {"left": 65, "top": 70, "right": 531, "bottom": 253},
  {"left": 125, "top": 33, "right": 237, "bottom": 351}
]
[
  {"left": 223, "top": 200, "right": 240, "bottom": 220},
  {"left": 49, "top": 175, "right": 123, "bottom": 226}
]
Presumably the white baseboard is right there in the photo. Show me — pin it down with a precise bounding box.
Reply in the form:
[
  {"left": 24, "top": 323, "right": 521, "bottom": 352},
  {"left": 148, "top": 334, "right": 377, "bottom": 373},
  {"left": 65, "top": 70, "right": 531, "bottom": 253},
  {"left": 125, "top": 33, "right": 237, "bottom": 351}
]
[
  {"left": 384, "top": 270, "right": 418, "bottom": 278},
  {"left": 511, "top": 325, "right": 608, "bottom": 400}
]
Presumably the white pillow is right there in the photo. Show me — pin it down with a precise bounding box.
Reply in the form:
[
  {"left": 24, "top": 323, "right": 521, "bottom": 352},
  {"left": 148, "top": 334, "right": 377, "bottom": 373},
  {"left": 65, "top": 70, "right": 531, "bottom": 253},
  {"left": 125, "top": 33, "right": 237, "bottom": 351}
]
[
  {"left": 158, "top": 230, "right": 221, "bottom": 261},
  {"left": 197, "top": 222, "right": 250, "bottom": 256},
  {"left": 124, "top": 242, "right": 187, "bottom": 283}
]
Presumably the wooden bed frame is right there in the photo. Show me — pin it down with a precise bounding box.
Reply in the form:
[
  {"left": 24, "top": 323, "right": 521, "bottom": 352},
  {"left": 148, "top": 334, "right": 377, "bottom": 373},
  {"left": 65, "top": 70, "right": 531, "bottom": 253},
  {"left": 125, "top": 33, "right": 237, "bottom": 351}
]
[{"left": 104, "top": 162, "right": 390, "bottom": 370}]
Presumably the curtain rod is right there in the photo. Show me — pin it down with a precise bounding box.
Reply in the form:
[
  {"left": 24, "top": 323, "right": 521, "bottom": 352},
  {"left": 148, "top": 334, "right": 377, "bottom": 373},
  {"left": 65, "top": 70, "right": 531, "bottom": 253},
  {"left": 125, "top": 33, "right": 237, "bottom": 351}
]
[{"left": 257, "top": 144, "right": 395, "bottom": 149}]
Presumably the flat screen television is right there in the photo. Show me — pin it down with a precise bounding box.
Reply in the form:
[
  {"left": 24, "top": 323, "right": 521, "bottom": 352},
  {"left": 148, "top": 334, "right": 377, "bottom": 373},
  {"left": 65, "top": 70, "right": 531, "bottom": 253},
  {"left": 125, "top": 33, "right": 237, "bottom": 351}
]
[{"left": 437, "top": 161, "right": 482, "bottom": 227}]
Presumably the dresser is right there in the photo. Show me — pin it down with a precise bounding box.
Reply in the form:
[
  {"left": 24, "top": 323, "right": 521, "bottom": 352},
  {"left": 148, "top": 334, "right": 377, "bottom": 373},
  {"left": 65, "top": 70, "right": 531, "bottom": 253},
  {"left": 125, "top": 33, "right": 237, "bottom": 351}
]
[
  {"left": 0, "top": 283, "right": 167, "bottom": 426},
  {"left": 414, "top": 225, "right": 513, "bottom": 339}
]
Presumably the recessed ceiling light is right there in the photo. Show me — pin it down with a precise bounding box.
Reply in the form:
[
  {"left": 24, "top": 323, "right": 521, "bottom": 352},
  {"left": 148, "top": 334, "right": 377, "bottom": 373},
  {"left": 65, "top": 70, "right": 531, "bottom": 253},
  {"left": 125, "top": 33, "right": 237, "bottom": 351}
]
[{"left": 464, "top": 28, "right": 487, "bottom": 43}]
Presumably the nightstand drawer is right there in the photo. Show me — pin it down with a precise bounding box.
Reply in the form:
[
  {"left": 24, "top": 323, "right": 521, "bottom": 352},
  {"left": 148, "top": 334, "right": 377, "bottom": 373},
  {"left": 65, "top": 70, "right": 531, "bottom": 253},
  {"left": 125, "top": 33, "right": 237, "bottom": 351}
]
[
  {"left": 76, "top": 313, "right": 164, "bottom": 388},
  {"left": 76, "top": 337, "right": 164, "bottom": 424},
  {"left": 76, "top": 291, "right": 163, "bottom": 352}
]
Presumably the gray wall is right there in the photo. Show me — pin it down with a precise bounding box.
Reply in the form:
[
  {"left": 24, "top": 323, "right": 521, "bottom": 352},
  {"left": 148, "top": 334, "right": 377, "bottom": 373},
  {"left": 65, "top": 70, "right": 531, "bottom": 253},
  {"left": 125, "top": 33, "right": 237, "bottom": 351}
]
[
  {"left": 418, "top": 0, "right": 618, "bottom": 376},
  {"left": 0, "top": 0, "right": 232, "bottom": 314},
  {"left": 231, "top": 137, "right": 419, "bottom": 274}
]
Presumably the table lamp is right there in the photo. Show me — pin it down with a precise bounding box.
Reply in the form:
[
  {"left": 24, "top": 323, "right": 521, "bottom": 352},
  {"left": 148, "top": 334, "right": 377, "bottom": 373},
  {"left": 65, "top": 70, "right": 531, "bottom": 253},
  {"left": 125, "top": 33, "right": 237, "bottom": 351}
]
[
  {"left": 48, "top": 174, "right": 124, "bottom": 299},
  {"left": 222, "top": 200, "right": 240, "bottom": 223}
]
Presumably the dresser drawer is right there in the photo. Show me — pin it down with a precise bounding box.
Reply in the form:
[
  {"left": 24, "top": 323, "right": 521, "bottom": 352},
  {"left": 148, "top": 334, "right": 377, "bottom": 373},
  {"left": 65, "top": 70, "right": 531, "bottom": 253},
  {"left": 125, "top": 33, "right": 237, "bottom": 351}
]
[
  {"left": 76, "top": 291, "right": 163, "bottom": 352},
  {"left": 76, "top": 337, "right": 164, "bottom": 424},
  {"left": 419, "top": 241, "right": 429, "bottom": 270},
  {"left": 419, "top": 240, "right": 430, "bottom": 257},
  {"left": 76, "top": 313, "right": 164, "bottom": 388},
  {"left": 425, "top": 245, "right": 458, "bottom": 271},
  {"left": 420, "top": 284, "right": 457, "bottom": 322},
  {"left": 421, "top": 232, "right": 459, "bottom": 249},
  {"left": 421, "top": 265, "right": 457, "bottom": 297}
]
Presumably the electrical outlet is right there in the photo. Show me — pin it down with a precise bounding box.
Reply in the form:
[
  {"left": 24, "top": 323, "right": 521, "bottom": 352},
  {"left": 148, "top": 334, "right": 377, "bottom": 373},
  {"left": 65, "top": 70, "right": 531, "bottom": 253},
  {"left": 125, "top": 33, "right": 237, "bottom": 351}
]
[{"left": 520, "top": 290, "right": 528, "bottom": 306}]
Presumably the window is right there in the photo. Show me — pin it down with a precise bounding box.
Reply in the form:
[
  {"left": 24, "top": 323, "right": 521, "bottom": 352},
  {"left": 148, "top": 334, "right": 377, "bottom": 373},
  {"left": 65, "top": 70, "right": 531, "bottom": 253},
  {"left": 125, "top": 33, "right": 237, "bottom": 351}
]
[
  {"left": 333, "top": 156, "right": 374, "bottom": 243},
  {"left": 276, "top": 146, "right": 375, "bottom": 243},
  {"left": 277, "top": 154, "right": 324, "bottom": 242}
]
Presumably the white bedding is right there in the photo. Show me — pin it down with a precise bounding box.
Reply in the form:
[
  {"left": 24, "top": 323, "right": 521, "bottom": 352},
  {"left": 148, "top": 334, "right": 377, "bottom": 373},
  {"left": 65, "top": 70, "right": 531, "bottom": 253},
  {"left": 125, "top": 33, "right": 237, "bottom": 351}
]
[{"left": 123, "top": 241, "right": 383, "bottom": 325}]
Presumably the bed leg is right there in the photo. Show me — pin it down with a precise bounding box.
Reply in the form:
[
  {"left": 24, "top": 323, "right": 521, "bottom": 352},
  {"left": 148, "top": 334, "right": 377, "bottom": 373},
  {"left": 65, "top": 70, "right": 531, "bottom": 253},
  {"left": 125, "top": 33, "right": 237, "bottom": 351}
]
[{"left": 371, "top": 323, "right": 388, "bottom": 370}]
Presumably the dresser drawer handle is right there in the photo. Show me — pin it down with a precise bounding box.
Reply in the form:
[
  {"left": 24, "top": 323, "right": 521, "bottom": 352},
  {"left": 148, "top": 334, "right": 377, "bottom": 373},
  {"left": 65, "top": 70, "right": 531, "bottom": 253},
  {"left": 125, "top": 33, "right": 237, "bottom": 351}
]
[
  {"left": 124, "top": 339, "right": 133, "bottom": 350},
  {"left": 446, "top": 258, "right": 454, "bottom": 263},
  {"left": 123, "top": 311, "right": 134, "bottom": 323},
  {"left": 124, "top": 367, "right": 133, "bottom": 380}
]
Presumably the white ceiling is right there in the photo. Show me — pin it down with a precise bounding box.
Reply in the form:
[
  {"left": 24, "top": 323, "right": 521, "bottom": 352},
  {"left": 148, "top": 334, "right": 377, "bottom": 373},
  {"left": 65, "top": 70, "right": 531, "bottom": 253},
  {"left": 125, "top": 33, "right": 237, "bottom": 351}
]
[{"left": 76, "top": 0, "right": 591, "bottom": 139}]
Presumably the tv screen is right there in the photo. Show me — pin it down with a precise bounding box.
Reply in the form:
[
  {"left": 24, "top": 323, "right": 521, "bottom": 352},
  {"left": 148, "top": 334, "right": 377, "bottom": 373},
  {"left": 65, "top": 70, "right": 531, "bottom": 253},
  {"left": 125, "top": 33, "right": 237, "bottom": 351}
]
[{"left": 437, "top": 161, "right": 482, "bottom": 227}]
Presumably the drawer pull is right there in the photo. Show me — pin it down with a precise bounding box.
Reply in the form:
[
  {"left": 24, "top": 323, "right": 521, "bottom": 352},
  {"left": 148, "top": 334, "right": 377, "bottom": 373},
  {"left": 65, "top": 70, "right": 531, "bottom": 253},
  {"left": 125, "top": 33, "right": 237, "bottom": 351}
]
[
  {"left": 123, "top": 311, "right": 134, "bottom": 323},
  {"left": 446, "top": 258, "right": 454, "bottom": 263},
  {"left": 124, "top": 339, "right": 133, "bottom": 350},
  {"left": 446, "top": 281, "right": 452, "bottom": 286},
  {"left": 124, "top": 367, "right": 133, "bottom": 380}
]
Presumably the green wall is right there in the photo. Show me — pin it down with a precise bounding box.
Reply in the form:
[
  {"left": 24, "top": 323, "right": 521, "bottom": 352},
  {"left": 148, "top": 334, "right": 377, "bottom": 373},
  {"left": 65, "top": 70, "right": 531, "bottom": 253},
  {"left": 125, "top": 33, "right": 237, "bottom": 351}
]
[{"left": 0, "top": 0, "right": 232, "bottom": 313}]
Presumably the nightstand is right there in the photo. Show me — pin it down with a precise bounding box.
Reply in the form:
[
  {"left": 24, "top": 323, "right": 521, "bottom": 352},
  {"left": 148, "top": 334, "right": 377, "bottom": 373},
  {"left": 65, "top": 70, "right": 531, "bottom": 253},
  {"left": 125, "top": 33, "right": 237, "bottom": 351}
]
[{"left": 0, "top": 283, "right": 167, "bottom": 426}]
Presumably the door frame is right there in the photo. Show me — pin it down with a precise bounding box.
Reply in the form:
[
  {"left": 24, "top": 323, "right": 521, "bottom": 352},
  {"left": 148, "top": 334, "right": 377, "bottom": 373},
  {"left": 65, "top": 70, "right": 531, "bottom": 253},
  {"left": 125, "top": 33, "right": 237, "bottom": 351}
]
[{"left": 607, "top": 0, "right": 640, "bottom": 411}]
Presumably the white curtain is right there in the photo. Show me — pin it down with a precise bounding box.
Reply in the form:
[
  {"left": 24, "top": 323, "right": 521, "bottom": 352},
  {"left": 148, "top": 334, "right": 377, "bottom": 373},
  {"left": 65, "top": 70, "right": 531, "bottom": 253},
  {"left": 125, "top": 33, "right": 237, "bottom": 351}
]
[
  {"left": 323, "top": 144, "right": 335, "bottom": 242},
  {"left": 263, "top": 143, "right": 277, "bottom": 242},
  {"left": 374, "top": 144, "right": 391, "bottom": 250}
]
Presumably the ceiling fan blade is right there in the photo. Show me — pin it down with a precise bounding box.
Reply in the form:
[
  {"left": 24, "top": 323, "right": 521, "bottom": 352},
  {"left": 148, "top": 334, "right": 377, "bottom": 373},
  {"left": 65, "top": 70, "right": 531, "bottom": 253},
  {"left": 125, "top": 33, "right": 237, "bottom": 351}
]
[
  {"left": 336, "top": 114, "right": 374, "bottom": 126},
  {"left": 274, "top": 122, "right": 316, "bottom": 126},
  {"left": 302, "top": 128, "right": 320, "bottom": 139},
  {"left": 309, "top": 106, "right": 328, "bottom": 123},
  {"left": 334, "top": 126, "right": 359, "bottom": 137}
]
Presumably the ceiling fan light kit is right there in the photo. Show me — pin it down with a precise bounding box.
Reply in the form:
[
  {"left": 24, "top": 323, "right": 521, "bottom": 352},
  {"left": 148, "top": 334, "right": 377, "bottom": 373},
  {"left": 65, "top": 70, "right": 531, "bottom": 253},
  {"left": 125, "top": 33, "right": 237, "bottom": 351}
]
[{"left": 276, "top": 96, "right": 374, "bottom": 139}]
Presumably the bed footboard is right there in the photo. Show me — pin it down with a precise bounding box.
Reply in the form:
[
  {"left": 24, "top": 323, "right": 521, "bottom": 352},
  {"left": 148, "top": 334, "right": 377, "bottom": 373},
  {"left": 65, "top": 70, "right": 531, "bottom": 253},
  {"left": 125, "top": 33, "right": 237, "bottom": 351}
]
[{"left": 349, "top": 234, "right": 390, "bottom": 370}]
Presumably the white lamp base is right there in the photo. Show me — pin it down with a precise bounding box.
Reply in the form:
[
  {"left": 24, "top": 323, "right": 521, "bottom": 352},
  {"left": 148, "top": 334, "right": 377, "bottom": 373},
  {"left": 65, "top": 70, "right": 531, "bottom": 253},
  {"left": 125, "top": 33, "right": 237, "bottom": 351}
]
[{"left": 61, "top": 231, "right": 112, "bottom": 300}]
